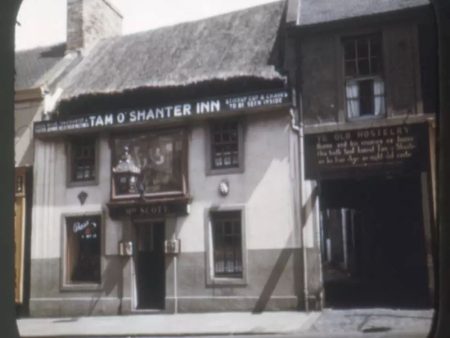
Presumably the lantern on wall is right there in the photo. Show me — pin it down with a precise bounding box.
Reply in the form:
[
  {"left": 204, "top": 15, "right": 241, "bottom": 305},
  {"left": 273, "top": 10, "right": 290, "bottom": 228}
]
[{"left": 112, "top": 146, "right": 141, "bottom": 196}]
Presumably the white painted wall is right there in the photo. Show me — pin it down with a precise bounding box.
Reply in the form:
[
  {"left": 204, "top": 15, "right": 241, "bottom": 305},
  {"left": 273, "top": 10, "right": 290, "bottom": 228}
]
[
  {"left": 15, "top": 101, "right": 44, "bottom": 166},
  {"left": 179, "top": 112, "right": 297, "bottom": 252},
  {"left": 31, "top": 111, "right": 299, "bottom": 261}
]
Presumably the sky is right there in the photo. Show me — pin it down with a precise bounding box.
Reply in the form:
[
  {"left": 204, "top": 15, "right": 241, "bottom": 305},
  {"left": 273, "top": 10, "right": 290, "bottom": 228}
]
[{"left": 15, "top": 0, "right": 279, "bottom": 50}]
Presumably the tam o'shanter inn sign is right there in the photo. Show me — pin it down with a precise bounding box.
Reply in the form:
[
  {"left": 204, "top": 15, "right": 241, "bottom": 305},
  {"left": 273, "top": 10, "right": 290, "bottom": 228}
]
[
  {"left": 34, "top": 90, "right": 290, "bottom": 136},
  {"left": 304, "top": 123, "right": 429, "bottom": 179}
]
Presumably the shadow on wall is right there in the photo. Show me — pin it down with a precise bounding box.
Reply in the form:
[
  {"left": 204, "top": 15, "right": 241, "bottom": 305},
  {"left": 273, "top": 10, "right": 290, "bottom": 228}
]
[
  {"left": 87, "top": 257, "right": 127, "bottom": 315},
  {"left": 252, "top": 185, "right": 319, "bottom": 313}
]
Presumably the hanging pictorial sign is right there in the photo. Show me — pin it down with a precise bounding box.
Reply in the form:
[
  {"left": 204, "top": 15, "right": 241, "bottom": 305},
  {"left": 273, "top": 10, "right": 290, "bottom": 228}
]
[
  {"left": 304, "top": 123, "right": 429, "bottom": 180},
  {"left": 34, "top": 89, "right": 290, "bottom": 136}
]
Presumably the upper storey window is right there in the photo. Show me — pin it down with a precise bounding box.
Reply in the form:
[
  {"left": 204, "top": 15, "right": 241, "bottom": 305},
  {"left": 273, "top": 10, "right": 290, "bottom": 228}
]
[
  {"left": 68, "top": 137, "right": 97, "bottom": 185},
  {"left": 343, "top": 34, "right": 385, "bottom": 119},
  {"left": 207, "top": 120, "right": 244, "bottom": 175}
]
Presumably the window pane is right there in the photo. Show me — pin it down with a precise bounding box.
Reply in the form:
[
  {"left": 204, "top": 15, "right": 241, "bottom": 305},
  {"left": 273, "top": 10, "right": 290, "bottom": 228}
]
[
  {"left": 71, "top": 139, "right": 96, "bottom": 182},
  {"left": 357, "top": 39, "right": 369, "bottom": 58},
  {"left": 370, "top": 37, "right": 382, "bottom": 59},
  {"left": 358, "top": 59, "right": 370, "bottom": 75},
  {"left": 343, "top": 40, "right": 356, "bottom": 60},
  {"left": 358, "top": 80, "right": 375, "bottom": 116},
  {"left": 211, "top": 211, "right": 242, "bottom": 278},
  {"left": 211, "top": 121, "right": 240, "bottom": 169},
  {"left": 66, "top": 215, "right": 101, "bottom": 283},
  {"left": 343, "top": 34, "right": 382, "bottom": 77}
]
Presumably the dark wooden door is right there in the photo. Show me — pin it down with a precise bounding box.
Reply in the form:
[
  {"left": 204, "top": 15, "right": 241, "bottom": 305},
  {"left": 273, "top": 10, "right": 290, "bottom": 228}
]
[{"left": 135, "top": 222, "right": 165, "bottom": 309}]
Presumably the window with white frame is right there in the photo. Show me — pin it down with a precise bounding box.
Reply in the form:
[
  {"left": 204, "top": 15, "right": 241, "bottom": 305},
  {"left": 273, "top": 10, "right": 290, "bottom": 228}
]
[
  {"left": 210, "top": 210, "right": 243, "bottom": 278},
  {"left": 69, "top": 137, "right": 97, "bottom": 184},
  {"left": 210, "top": 120, "right": 242, "bottom": 171},
  {"left": 343, "top": 34, "right": 385, "bottom": 118},
  {"left": 65, "top": 215, "right": 101, "bottom": 284}
]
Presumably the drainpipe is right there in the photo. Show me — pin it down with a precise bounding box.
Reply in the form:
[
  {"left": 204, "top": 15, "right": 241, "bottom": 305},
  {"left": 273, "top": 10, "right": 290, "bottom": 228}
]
[
  {"left": 289, "top": 86, "right": 309, "bottom": 312},
  {"left": 174, "top": 254, "right": 178, "bottom": 313}
]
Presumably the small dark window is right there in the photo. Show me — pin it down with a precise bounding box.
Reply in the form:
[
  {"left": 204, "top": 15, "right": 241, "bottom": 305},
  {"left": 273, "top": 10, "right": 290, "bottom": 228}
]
[
  {"left": 211, "top": 121, "right": 240, "bottom": 169},
  {"left": 65, "top": 215, "right": 101, "bottom": 284},
  {"left": 343, "top": 34, "right": 385, "bottom": 118},
  {"left": 211, "top": 211, "right": 243, "bottom": 278},
  {"left": 70, "top": 138, "right": 96, "bottom": 182},
  {"left": 343, "top": 35, "right": 382, "bottom": 78}
]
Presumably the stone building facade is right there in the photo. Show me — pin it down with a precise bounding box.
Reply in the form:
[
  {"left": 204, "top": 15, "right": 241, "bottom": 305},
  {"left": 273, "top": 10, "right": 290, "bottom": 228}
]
[{"left": 286, "top": 0, "right": 437, "bottom": 309}]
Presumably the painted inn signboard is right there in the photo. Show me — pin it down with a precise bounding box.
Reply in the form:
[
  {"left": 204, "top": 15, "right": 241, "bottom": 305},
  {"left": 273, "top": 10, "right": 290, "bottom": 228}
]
[
  {"left": 304, "top": 123, "right": 429, "bottom": 180},
  {"left": 34, "top": 90, "right": 290, "bottom": 136}
]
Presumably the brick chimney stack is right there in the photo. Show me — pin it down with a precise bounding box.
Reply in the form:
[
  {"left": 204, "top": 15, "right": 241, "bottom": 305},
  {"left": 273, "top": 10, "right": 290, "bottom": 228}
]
[{"left": 67, "top": 0, "right": 123, "bottom": 51}]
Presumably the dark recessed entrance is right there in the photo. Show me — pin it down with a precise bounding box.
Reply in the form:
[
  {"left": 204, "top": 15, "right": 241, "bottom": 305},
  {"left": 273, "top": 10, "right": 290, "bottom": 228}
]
[
  {"left": 319, "top": 175, "right": 430, "bottom": 308},
  {"left": 135, "top": 221, "right": 165, "bottom": 309}
]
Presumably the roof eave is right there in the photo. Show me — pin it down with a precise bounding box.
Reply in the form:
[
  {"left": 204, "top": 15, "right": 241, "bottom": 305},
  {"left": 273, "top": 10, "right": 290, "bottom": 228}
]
[
  {"left": 15, "top": 87, "right": 45, "bottom": 103},
  {"left": 287, "top": 3, "right": 432, "bottom": 35}
]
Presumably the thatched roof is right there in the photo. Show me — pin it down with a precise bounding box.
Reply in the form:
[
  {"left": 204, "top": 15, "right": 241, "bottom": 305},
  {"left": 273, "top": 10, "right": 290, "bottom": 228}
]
[
  {"left": 15, "top": 43, "right": 80, "bottom": 91},
  {"left": 59, "top": 1, "right": 287, "bottom": 104},
  {"left": 297, "top": 0, "right": 430, "bottom": 26}
]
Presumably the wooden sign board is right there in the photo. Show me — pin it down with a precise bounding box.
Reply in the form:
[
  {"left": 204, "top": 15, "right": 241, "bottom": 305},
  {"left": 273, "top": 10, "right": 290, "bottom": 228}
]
[
  {"left": 108, "top": 200, "right": 189, "bottom": 220},
  {"left": 304, "top": 123, "right": 429, "bottom": 180}
]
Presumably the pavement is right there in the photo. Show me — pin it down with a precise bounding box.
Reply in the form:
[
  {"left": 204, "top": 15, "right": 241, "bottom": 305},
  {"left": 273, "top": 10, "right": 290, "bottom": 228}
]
[
  {"left": 17, "top": 311, "right": 321, "bottom": 337},
  {"left": 306, "top": 308, "right": 433, "bottom": 338},
  {"left": 16, "top": 308, "right": 434, "bottom": 338}
]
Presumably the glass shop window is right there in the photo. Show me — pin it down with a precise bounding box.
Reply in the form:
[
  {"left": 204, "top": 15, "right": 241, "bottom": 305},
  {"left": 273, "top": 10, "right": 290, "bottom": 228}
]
[
  {"left": 211, "top": 211, "right": 243, "bottom": 278},
  {"left": 211, "top": 121, "right": 240, "bottom": 170},
  {"left": 343, "top": 34, "right": 385, "bottom": 118},
  {"left": 70, "top": 138, "right": 96, "bottom": 183},
  {"left": 111, "top": 130, "right": 186, "bottom": 198},
  {"left": 65, "top": 215, "right": 101, "bottom": 284}
]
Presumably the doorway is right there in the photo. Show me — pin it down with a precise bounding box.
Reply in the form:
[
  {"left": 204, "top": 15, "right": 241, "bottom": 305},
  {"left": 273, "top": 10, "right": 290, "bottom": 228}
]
[
  {"left": 319, "top": 175, "right": 430, "bottom": 308},
  {"left": 134, "top": 221, "right": 165, "bottom": 309}
]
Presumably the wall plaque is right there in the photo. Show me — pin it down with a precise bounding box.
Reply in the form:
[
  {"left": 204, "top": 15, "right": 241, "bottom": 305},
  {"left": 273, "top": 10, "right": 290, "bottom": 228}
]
[
  {"left": 108, "top": 200, "right": 189, "bottom": 219},
  {"left": 304, "top": 123, "right": 429, "bottom": 180}
]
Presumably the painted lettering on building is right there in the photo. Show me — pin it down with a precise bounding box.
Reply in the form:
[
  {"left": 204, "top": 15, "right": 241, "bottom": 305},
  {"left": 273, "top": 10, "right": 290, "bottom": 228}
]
[
  {"left": 304, "top": 123, "right": 429, "bottom": 179},
  {"left": 34, "top": 90, "right": 290, "bottom": 136}
]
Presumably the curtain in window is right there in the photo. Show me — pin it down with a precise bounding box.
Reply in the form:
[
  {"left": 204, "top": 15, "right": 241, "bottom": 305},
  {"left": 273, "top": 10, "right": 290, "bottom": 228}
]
[
  {"left": 346, "top": 81, "right": 359, "bottom": 118},
  {"left": 373, "top": 78, "right": 385, "bottom": 116}
]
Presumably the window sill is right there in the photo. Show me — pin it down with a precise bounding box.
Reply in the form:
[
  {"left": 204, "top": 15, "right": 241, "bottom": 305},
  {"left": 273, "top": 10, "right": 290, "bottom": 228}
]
[
  {"left": 61, "top": 282, "right": 102, "bottom": 292},
  {"left": 346, "top": 114, "right": 386, "bottom": 123},
  {"left": 206, "top": 276, "right": 247, "bottom": 287},
  {"left": 67, "top": 179, "right": 98, "bottom": 188},
  {"left": 206, "top": 166, "right": 244, "bottom": 176}
]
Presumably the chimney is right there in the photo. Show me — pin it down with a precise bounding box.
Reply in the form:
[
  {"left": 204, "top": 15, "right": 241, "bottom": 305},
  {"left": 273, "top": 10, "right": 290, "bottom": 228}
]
[{"left": 67, "top": 0, "right": 123, "bottom": 51}]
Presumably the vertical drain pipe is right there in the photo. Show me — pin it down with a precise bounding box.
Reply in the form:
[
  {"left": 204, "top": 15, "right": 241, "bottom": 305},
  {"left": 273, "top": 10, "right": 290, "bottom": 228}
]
[
  {"left": 173, "top": 219, "right": 179, "bottom": 314},
  {"left": 290, "top": 87, "right": 309, "bottom": 312},
  {"left": 292, "top": 0, "right": 309, "bottom": 312},
  {"left": 174, "top": 254, "right": 178, "bottom": 313}
]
